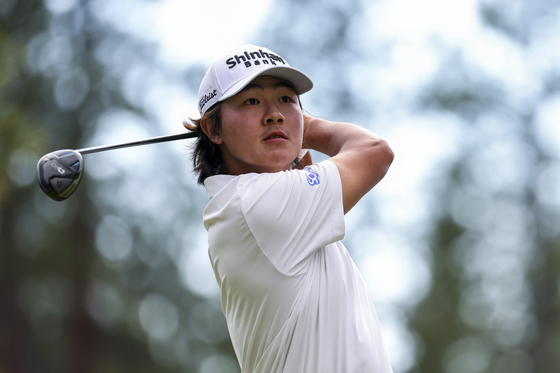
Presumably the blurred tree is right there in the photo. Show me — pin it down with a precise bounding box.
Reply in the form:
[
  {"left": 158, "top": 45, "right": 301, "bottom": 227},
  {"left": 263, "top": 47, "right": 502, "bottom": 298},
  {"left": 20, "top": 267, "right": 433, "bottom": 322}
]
[
  {"left": 407, "top": 1, "right": 560, "bottom": 373},
  {"left": 0, "top": 1, "right": 235, "bottom": 372},
  {"left": 261, "top": 0, "right": 560, "bottom": 372},
  {"left": 4, "top": 0, "right": 559, "bottom": 372}
]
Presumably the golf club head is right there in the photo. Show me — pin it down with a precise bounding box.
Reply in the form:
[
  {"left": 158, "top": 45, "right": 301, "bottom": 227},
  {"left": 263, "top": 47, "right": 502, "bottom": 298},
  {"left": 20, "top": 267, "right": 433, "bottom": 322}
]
[{"left": 37, "top": 149, "right": 84, "bottom": 201}]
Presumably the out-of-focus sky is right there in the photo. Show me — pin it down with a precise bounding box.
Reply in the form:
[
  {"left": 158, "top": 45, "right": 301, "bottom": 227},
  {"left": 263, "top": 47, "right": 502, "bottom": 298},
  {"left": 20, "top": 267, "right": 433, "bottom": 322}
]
[{"left": 49, "top": 0, "right": 560, "bottom": 371}]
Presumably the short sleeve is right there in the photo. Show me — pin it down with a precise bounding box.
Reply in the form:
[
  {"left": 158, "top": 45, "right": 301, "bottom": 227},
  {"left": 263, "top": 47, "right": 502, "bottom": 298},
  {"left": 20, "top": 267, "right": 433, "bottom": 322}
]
[{"left": 239, "top": 160, "right": 345, "bottom": 276}]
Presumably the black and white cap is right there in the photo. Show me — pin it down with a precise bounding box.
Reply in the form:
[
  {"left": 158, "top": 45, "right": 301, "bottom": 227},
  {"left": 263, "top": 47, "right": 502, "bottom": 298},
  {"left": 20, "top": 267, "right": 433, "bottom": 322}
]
[{"left": 197, "top": 44, "right": 313, "bottom": 116}]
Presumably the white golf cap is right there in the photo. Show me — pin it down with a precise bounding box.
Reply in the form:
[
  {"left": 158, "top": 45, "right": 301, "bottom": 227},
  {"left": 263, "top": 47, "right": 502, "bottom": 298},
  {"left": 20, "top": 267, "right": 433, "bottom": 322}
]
[{"left": 197, "top": 44, "right": 313, "bottom": 116}]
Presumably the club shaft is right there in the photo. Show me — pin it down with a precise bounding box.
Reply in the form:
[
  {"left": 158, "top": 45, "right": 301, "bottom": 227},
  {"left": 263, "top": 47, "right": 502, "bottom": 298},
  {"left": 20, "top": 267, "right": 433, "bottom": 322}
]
[{"left": 76, "top": 132, "right": 197, "bottom": 155}]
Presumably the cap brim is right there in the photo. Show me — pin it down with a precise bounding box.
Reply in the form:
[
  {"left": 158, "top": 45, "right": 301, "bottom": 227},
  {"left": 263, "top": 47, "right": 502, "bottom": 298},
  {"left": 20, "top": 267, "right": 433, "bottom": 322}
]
[{"left": 219, "top": 66, "right": 313, "bottom": 102}]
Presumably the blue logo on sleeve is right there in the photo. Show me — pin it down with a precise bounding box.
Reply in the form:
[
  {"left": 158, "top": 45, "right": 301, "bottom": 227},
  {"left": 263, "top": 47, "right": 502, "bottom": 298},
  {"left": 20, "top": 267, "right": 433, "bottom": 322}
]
[{"left": 305, "top": 168, "right": 320, "bottom": 186}]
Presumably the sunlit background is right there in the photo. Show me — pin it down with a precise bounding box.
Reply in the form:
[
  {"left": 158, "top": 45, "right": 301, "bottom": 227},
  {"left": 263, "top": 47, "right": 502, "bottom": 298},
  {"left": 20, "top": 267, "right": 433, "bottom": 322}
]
[{"left": 1, "top": 0, "right": 560, "bottom": 372}]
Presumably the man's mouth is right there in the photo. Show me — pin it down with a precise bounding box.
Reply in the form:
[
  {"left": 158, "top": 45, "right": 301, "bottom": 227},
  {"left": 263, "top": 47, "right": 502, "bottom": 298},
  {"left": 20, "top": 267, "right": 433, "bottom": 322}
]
[{"left": 264, "top": 131, "right": 288, "bottom": 141}]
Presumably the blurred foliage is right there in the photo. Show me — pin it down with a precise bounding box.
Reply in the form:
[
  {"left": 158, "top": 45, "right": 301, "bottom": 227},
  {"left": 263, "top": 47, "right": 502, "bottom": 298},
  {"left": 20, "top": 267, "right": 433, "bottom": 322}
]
[
  {"left": 0, "top": 1, "right": 234, "bottom": 372},
  {"left": 2, "top": 0, "right": 560, "bottom": 372},
  {"left": 263, "top": 0, "right": 560, "bottom": 372},
  {"left": 407, "top": 1, "right": 560, "bottom": 372}
]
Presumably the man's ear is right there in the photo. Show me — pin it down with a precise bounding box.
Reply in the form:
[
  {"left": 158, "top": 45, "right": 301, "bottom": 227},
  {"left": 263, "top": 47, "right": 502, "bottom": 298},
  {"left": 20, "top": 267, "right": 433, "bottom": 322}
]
[{"left": 200, "top": 117, "right": 223, "bottom": 144}]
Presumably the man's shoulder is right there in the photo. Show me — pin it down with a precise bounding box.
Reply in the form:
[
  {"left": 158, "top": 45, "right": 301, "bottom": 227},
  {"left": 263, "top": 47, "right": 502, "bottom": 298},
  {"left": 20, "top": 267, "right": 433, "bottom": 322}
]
[{"left": 204, "top": 160, "right": 339, "bottom": 199}]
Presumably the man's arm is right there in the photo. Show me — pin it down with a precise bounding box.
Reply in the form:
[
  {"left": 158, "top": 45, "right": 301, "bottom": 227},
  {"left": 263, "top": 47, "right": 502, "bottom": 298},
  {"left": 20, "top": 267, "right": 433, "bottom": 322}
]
[{"left": 302, "top": 114, "right": 394, "bottom": 214}]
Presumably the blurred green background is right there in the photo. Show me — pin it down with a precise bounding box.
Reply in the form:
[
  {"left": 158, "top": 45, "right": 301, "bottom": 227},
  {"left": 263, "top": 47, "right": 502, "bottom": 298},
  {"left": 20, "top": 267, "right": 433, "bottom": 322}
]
[{"left": 1, "top": 0, "right": 560, "bottom": 372}]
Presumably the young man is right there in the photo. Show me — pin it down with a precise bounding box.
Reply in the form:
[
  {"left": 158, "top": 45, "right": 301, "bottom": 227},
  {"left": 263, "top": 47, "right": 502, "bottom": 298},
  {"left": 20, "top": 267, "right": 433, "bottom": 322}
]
[{"left": 185, "top": 45, "right": 394, "bottom": 373}]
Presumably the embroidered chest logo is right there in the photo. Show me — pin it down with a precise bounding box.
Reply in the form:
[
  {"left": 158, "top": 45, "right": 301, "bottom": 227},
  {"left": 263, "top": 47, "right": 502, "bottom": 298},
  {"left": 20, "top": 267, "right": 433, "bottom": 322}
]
[{"left": 306, "top": 168, "right": 320, "bottom": 186}]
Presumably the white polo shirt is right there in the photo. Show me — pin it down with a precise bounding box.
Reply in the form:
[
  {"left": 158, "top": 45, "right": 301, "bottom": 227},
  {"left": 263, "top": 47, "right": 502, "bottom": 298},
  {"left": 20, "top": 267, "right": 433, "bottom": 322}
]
[{"left": 203, "top": 160, "right": 393, "bottom": 373}]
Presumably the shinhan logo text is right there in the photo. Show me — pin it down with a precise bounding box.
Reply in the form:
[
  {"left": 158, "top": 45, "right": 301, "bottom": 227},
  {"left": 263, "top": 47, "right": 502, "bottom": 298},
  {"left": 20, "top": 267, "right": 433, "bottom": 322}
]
[{"left": 226, "top": 49, "right": 286, "bottom": 69}]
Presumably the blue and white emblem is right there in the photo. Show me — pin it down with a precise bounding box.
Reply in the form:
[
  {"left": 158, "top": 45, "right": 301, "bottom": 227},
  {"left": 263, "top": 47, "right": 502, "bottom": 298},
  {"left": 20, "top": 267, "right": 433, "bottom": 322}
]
[{"left": 305, "top": 168, "right": 320, "bottom": 186}]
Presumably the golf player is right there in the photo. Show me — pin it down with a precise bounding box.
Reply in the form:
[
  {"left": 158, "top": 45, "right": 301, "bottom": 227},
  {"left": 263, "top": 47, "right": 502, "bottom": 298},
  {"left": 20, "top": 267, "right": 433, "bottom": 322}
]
[{"left": 184, "top": 45, "right": 394, "bottom": 373}]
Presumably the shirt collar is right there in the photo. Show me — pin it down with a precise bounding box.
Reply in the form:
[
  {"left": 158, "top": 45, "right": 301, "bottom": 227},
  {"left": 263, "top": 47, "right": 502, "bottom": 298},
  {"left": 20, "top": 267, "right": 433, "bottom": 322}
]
[{"left": 204, "top": 174, "right": 236, "bottom": 199}]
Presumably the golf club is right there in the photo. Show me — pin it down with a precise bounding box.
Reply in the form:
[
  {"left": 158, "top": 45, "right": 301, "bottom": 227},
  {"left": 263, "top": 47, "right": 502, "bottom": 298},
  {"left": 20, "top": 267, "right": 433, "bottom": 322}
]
[{"left": 37, "top": 132, "right": 197, "bottom": 201}]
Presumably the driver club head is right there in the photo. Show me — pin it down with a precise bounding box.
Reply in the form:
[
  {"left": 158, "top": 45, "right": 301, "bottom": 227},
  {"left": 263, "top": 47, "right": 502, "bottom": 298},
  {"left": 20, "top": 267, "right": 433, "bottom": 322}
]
[{"left": 37, "top": 149, "right": 84, "bottom": 201}]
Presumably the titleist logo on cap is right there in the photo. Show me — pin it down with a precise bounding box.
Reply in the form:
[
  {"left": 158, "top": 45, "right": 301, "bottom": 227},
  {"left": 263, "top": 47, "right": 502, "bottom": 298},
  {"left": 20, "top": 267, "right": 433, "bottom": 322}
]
[
  {"left": 225, "top": 49, "right": 286, "bottom": 69},
  {"left": 198, "top": 89, "right": 217, "bottom": 113}
]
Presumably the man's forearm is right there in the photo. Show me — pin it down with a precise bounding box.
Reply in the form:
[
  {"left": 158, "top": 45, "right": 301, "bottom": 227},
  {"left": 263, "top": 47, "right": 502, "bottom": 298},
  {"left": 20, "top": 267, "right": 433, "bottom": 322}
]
[{"left": 302, "top": 114, "right": 386, "bottom": 157}]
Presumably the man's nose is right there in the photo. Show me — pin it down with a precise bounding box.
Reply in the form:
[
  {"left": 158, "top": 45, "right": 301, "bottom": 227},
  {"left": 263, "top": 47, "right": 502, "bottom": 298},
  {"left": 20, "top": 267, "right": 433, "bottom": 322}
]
[{"left": 264, "top": 103, "right": 285, "bottom": 125}]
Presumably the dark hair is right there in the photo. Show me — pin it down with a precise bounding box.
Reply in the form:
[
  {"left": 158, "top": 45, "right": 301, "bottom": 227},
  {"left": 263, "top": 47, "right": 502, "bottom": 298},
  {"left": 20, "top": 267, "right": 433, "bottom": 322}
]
[{"left": 183, "top": 102, "right": 225, "bottom": 185}]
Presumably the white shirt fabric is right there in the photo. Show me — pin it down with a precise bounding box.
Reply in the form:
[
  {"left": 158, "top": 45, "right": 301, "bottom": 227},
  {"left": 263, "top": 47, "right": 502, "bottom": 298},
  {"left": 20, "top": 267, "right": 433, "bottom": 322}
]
[{"left": 203, "top": 160, "right": 393, "bottom": 373}]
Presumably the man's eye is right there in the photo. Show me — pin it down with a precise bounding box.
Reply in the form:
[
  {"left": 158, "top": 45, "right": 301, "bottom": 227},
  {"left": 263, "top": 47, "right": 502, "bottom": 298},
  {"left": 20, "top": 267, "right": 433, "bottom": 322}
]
[
  {"left": 279, "top": 96, "right": 292, "bottom": 103},
  {"left": 245, "top": 98, "right": 258, "bottom": 105}
]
